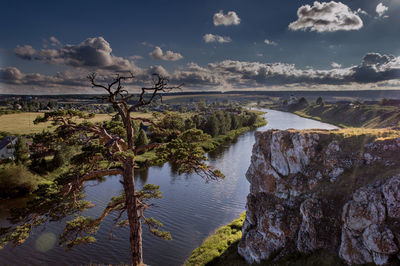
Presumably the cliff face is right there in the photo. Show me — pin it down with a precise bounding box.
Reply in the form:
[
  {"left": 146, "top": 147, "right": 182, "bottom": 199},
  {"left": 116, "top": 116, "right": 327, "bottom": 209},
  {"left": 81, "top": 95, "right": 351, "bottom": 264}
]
[{"left": 238, "top": 130, "right": 400, "bottom": 265}]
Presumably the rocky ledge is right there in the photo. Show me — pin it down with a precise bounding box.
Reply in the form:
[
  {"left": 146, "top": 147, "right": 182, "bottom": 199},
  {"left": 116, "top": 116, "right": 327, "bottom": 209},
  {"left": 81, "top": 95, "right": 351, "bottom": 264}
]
[{"left": 238, "top": 129, "right": 400, "bottom": 265}]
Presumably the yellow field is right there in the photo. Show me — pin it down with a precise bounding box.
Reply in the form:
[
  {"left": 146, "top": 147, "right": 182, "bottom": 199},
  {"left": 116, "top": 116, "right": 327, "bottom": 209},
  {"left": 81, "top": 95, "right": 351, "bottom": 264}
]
[
  {"left": 0, "top": 111, "right": 188, "bottom": 135},
  {"left": 0, "top": 112, "right": 116, "bottom": 135},
  {"left": 0, "top": 113, "right": 53, "bottom": 134}
]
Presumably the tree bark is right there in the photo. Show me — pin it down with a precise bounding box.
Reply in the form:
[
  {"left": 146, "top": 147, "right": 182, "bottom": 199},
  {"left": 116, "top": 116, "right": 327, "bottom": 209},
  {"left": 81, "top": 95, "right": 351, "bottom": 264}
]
[{"left": 123, "top": 159, "right": 143, "bottom": 266}]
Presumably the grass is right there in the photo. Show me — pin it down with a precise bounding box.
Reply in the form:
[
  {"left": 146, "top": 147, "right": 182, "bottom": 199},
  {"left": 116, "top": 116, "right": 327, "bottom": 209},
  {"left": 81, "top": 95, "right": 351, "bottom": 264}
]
[
  {"left": 186, "top": 212, "right": 246, "bottom": 266},
  {"left": 332, "top": 127, "right": 400, "bottom": 141},
  {"left": 280, "top": 103, "right": 400, "bottom": 129},
  {"left": 289, "top": 127, "right": 400, "bottom": 141},
  {"left": 0, "top": 112, "right": 54, "bottom": 134},
  {"left": 0, "top": 112, "right": 116, "bottom": 135}
]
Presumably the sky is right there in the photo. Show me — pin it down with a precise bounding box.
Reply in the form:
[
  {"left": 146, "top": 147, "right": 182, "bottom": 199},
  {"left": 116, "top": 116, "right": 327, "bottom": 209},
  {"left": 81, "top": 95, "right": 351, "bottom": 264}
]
[{"left": 1, "top": 0, "right": 400, "bottom": 94}]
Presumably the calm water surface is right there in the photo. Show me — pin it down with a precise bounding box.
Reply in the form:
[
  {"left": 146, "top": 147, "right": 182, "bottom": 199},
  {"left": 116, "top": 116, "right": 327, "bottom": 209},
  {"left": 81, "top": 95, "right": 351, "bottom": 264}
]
[{"left": 0, "top": 109, "right": 337, "bottom": 266}]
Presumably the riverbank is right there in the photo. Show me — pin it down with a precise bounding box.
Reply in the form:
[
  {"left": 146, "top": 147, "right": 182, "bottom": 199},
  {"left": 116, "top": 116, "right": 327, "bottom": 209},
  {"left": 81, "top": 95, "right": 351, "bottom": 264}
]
[
  {"left": 135, "top": 113, "right": 267, "bottom": 167},
  {"left": 186, "top": 213, "right": 246, "bottom": 266},
  {"left": 269, "top": 102, "right": 400, "bottom": 128},
  {"left": 186, "top": 213, "right": 345, "bottom": 266}
]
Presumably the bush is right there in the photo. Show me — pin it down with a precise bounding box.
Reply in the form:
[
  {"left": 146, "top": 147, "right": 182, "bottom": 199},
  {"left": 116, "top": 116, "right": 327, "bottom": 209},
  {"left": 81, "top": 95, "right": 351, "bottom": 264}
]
[{"left": 0, "top": 164, "right": 41, "bottom": 198}]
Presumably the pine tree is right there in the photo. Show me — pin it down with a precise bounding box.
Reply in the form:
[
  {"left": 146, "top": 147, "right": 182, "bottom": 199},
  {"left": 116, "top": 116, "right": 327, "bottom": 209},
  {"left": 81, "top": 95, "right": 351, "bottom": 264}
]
[
  {"left": 136, "top": 129, "right": 149, "bottom": 148},
  {"left": 0, "top": 73, "right": 223, "bottom": 266},
  {"left": 205, "top": 114, "right": 220, "bottom": 137},
  {"left": 14, "top": 137, "right": 30, "bottom": 164}
]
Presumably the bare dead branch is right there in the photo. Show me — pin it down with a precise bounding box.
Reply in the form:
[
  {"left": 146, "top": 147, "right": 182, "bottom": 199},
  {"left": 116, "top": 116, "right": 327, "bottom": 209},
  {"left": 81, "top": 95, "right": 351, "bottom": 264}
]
[{"left": 62, "top": 168, "right": 124, "bottom": 196}]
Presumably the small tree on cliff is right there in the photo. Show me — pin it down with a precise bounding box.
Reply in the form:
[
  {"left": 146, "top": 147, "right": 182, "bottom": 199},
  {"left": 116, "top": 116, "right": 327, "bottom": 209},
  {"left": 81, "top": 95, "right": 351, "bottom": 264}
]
[
  {"left": 316, "top": 96, "right": 324, "bottom": 106},
  {"left": 0, "top": 73, "right": 223, "bottom": 265}
]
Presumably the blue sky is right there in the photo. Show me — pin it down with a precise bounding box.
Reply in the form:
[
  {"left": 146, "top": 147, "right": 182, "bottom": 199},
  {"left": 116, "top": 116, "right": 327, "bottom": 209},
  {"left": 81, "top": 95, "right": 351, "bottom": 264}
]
[{"left": 1, "top": 0, "right": 400, "bottom": 94}]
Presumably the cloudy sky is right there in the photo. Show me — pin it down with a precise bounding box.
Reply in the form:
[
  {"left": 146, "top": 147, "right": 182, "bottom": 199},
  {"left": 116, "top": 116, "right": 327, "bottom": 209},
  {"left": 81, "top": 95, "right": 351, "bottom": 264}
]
[{"left": 1, "top": 0, "right": 400, "bottom": 94}]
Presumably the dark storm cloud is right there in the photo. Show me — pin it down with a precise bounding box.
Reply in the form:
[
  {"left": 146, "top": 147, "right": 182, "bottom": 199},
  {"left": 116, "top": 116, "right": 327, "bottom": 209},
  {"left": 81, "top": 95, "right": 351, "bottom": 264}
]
[
  {"left": 361, "top": 53, "right": 395, "bottom": 66},
  {"left": 289, "top": 1, "right": 363, "bottom": 32},
  {"left": 14, "top": 37, "right": 135, "bottom": 71},
  {"left": 350, "top": 53, "right": 400, "bottom": 83}
]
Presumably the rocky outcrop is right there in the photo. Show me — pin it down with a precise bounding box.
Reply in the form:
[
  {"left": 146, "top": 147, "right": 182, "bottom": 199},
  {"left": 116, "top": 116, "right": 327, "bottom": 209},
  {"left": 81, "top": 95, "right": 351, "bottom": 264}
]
[{"left": 238, "top": 130, "right": 400, "bottom": 265}]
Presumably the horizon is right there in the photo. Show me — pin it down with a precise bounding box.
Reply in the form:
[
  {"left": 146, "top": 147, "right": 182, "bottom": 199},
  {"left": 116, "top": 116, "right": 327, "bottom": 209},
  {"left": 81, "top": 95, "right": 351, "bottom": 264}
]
[
  {"left": 2, "top": 89, "right": 400, "bottom": 99},
  {"left": 1, "top": 0, "right": 400, "bottom": 94}
]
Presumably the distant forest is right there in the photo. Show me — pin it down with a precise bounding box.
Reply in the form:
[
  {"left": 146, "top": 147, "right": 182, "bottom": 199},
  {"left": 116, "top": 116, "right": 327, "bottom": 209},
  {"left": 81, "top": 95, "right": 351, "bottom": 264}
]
[{"left": 1, "top": 90, "right": 400, "bottom": 101}]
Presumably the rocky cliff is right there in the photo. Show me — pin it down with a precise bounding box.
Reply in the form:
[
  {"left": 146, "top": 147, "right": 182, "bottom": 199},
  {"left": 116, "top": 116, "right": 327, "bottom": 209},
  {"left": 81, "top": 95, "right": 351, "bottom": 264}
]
[{"left": 238, "top": 129, "right": 400, "bottom": 265}]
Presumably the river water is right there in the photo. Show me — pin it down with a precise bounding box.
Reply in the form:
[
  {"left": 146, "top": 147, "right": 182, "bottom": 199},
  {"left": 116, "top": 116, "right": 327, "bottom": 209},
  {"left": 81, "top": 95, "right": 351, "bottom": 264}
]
[{"left": 0, "top": 109, "right": 337, "bottom": 266}]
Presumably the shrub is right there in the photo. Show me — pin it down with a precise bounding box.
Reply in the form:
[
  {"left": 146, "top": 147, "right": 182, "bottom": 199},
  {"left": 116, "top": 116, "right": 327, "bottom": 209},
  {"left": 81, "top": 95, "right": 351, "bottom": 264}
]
[{"left": 0, "top": 164, "right": 40, "bottom": 198}]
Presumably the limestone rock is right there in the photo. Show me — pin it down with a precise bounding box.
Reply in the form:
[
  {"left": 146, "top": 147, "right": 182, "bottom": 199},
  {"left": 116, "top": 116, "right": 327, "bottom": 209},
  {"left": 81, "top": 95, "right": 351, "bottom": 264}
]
[
  {"left": 238, "top": 193, "right": 300, "bottom": 263},
  {"left": 362, "top": 224, "right": 398, "bottom": 255},
  {"left": 342, "top": 186, "right": 386, "bottom": 232},
  {"left": 382, "top": 175, "right": 400, "bottom": 219},
  {"left": 297, "top": 199, "right": 324, "bottom": 253},
  {"left": 339, "top": 228, "right": 373, "bottom": 265},
  {"left": 240, "top": 130, "right": 400, "bottom": 265}
]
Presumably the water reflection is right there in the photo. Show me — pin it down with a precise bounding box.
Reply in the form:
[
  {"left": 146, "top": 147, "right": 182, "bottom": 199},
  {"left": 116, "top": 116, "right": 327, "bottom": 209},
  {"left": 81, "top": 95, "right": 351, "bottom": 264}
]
[{"left": 136, "top": 167, "right": 149, "bottom": 185}]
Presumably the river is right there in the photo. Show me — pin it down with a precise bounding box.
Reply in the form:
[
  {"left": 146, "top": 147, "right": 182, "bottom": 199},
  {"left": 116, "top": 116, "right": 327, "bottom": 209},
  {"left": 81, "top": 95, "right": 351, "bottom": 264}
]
[{"left": 0, "top": 109, "right": 338, "bottom": 266}]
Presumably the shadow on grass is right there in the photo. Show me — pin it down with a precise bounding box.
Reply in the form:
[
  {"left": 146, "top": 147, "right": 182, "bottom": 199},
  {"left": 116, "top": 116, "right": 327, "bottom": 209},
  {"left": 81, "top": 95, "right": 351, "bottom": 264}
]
[{"left": 205, "top": 240, "right": 247, "bottom": 266}]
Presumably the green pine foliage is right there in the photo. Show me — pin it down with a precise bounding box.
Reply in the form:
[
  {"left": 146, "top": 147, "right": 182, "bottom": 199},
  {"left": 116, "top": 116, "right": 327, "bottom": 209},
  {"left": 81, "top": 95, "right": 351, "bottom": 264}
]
[
  {"left": 136, "top": 129, "right": 149, "bottom": 148},
  {"left": 14, "top": 137, "right": 30, "bottom": 163}
]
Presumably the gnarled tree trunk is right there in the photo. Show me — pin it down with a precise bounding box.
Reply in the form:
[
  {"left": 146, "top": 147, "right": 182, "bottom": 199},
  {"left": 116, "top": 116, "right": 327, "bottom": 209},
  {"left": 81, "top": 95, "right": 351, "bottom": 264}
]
[{"left": 123, "top": 159, "right": 143, "bottom": 266}]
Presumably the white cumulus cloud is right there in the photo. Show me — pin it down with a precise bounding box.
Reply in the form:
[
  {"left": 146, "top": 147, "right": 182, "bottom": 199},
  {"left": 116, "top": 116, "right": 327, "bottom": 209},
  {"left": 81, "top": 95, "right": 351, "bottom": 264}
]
[
  {"left": 289, "top": 1, "right": 363, "bottom": 32},
  {"left": 356, "top": 8, "right": 368, "bottom": 16},
  {"left": 203, "top": 34, "right": 232, "bottom": 43},
  {"left": 213, "top": 10, "right": 240, "bottom": 26},
  {"left": 49, "top": 36, "right": 61, "bottom": 46},
  {"left": 149, "top": 46, "right": 183, "bottom": 61},
  {"left": 264, "top": 39, "right": 277, "bottom": 46},
  {"left": 376, "top": 3, "right": 388, "bottom": 18}
]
